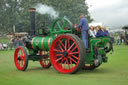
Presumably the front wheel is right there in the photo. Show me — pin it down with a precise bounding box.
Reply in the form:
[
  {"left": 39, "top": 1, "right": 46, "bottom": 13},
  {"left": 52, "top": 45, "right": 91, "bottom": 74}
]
[
  {"left": 14, "top": 46, "right": 28, "bottom": 71},
  {"left": 50, "top": 34, "right": 85, "bottom": 74}
]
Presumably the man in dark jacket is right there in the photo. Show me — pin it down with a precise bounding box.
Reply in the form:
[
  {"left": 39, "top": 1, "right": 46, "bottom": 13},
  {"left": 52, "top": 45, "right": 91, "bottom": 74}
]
[{"left": 74, "top": 14, "right": 89, "bottom": 48}]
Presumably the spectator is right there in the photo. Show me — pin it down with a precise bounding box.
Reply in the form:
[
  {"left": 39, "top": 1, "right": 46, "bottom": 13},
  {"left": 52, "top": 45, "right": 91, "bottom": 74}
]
[
  {"left": 102, "top": 26, "right": 109, "bottom": 36},
  {"left": 14, "top": 37, "right": 20, "bottom": 49},
  {"left": 0, "top": 43, "right": 3, "bottom": 50},
  {"left": 89, "top": 25, "right": 96, "bottom": 37},
  {"left": 96, "top": 25, "right": 109, "bottom": 37},
  {"left": 19, "top": 37, "right": 25, "bottom": 47},
  {"left": 96, "top": 25, "right": 104, "bottom": 37},
  {"left": 111, "top": 37, "right": 115, "bottom": 44},
  {"left": 9, "top": 38, "right": 14, "bottom": 50},
  {"left": 117, "top": 36, "right": 120, "bottom": 45}
]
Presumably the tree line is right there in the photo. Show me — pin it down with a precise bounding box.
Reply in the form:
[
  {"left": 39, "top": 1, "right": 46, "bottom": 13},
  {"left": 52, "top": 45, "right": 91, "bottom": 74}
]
[{"left": 0, "top": 0, "right": 93, "bottom": 33}]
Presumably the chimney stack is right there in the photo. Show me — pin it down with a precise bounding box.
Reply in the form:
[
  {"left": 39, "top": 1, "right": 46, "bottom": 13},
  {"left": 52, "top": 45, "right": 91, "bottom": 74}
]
[{"left": 29, "top": 8, "right": 36, "bottom": 36}]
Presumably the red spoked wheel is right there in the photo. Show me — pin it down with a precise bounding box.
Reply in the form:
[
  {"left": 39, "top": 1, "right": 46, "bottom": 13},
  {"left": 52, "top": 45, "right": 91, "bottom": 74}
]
[
  {"left": 14, "top": 46, "right": 28, "bottom": 71},
  {"left": 40, "top": 51, "right": 51, "bottom": 68},
  {"left": 50, "top": 34, "right": 85, "bottom": 74}
]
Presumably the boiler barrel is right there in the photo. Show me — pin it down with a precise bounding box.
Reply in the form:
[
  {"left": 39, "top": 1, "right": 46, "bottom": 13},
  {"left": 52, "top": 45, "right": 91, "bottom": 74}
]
[{"left": 31, "top": 36, "right": 55, "bottom": 51}]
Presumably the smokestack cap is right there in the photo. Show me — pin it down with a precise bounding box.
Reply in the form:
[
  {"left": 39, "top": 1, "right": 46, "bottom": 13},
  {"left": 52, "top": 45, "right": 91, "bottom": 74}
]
[{"left": 29, "top": 8, "right": 36, "bottom": 12}]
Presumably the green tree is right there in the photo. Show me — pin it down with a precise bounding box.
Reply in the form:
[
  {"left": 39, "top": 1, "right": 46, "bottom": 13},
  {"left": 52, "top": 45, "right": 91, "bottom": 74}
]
[{"left": 0, "top": 0, "right": 93, "bottom": 33}]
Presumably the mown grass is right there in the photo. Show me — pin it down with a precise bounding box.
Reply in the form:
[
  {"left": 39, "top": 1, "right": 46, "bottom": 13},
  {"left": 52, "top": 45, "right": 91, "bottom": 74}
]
[
  {"left": 0, "top": 45, "right": 128, "bottom": 85},
  {"left": 0, "top": 37, "right": 9, "bottom": 43}
]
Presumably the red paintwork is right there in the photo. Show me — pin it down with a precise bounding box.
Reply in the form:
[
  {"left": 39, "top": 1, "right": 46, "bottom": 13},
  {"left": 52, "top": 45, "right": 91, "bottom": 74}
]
[
  {"left": 14, "top": 47, "right": 26, "bottom": 70},
  {"left": 50, "top": 35, "right": 80, "bottom": 73},
  {"left": 40, "top": 51, "right": 51, "bottom": 68}
]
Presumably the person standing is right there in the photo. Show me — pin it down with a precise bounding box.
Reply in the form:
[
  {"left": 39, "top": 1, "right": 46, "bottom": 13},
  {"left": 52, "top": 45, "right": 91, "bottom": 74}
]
[
  {"left": 9, "top": 38, "right": 14, "bottom": 50},
  {"left": 14, "top": 37, "right": 20, "bottom": 49},
  {"left": 74, "top": 14, "right": 89, "bottom": 48},
  {"left": 19, "top": 37, "right": 25, "bottom": 47}
]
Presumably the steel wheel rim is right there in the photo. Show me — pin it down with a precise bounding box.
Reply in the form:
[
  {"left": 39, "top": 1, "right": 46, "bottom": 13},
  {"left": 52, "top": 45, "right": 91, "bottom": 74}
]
[
  {"left": 50, "top": 35, "right": 80, "bottom": 73},
  {"left": 14, "top": 47, "right": 26, "bottom": 70},
  {"left": 40, "top": 51, "right": 51, "bottom": 68}
]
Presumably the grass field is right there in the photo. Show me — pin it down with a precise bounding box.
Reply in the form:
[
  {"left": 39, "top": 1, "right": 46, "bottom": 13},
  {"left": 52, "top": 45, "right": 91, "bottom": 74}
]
[
  {"left": 0, "top": 45, "right": 128, "bottom": 85},
  {"left": 0, "top": 37, "right": 9, "bottom": 43}
]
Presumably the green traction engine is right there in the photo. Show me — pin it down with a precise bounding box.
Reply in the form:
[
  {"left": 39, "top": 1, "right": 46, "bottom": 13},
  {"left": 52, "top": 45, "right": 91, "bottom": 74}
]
[{"left": 14, "top": 8, "right": 113, "bottom": 74}]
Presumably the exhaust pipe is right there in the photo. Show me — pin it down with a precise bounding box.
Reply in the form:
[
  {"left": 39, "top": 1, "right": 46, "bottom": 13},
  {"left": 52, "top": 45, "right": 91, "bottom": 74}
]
[{"left": 29, "top": 8, "right": 36, "bottom": 36}]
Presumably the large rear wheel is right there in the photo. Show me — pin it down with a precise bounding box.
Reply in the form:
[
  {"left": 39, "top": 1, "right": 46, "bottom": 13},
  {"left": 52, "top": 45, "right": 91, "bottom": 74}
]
[{"left": 50, "top": 34, "right": 85, "bottom": 74}]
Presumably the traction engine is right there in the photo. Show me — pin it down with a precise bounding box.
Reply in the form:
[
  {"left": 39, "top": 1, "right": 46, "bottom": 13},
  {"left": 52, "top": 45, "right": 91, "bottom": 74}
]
[{"left": 14, "top": 8, "right": 113, "bottom": 74}]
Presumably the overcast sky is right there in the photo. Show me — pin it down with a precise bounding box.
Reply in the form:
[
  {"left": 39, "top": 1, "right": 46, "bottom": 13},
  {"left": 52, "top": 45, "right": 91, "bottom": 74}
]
[{"left": 86, "top": 0, "right": 128, "bottom": 29}]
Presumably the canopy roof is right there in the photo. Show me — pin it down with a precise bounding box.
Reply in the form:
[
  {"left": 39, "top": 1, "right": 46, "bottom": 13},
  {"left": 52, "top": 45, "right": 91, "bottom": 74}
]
[{"left": 122, "top": 26, "right": 128, "bottom": 29}]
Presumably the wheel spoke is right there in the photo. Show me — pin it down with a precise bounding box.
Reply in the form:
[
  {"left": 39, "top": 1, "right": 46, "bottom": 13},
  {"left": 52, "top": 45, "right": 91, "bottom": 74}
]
[
  {"left": 20, "top": 56, "right": 24, "bottom": 60},
  {"left": 18, "top": 60, "right": 20, "bottom": 66},
  {"left": 65, "top": 40, "right": 67, "bottom": 50},
  {"left": 63, "top": 61, "right": 67, "bottom": 69},
  {"left": 56, "top": 57, "right": 63, "bottom": 62},
  {"left": 69, "top": 52, "right": 79, "bottom": 55},
  {"left": 68, "top": 39, "right": 70, "bottom": 49},
  {"left": 66, "top": 58, "right": 70, "bottom": 69},
  {"left": 20, "top": 50, "right": 22, "bottom": 56},
  {"left": 57, "top": 22, "right": 62, "bottom": 30},
  {"left": 62, "top": 20, "right": 67, "bottom": 29},
  {"left": 70, "top": 59, "right": 73, "bottom": 68},
  {"left": 59, "top": 40, "right": 65, "bottom": 49},
  {"left": 71, "top": 46, "right": 77, "bottom": 52},
  {"left": 21, "top": 60, "right": 24, "bottom": 66},
  {"left": 20, "top": 50, "right": 25, "bottom": 60},
  {"left": 70, "top": 54, "right": 79, "bottom": 60},
  {"left": 53, "top": 49, "right": 63, "bottom": 52},
  {"left": 18, "top": 51, "right": 20, "bottom": 56},
  {"left": 21, "top": 50, "right": 23, "bottom": 56},
  {"left": 60, "top": 58, "right": 65, "bottom": 66},
  {"left": 44, "top": 61, "right": 47, "bottom": 65},
  {"left": 69, "top": 57, "right": 77, "bottom": 64},
  {"left": 56, "top": 54, "right": 63, "bottom": 57},
  {"left": 68, "top": 42, "right": 75, "bottom": 51},
  {"left": 43, "top": 60, "right": 46, "bottom": 65},
  {"left": 58, "top": 44, "right": 64, "bottom": 52}
]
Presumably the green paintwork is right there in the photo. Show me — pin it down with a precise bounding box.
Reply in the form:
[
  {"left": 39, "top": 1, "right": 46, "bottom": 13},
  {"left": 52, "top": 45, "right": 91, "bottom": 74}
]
[
  {"left": 32, "top": 36, "right": 55, "bottom": 51},
  {"left": 85, "top": 36, "right": 111, "bottom": 64},
  {"left": 31, "top": 17, "right": 73, "bottom": 51},
  {"left": 50, "top": 18, "right": 73, "bottom": 35},
  {"left": 28, "top": 17, "right": 113, "bottom": 64}
]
